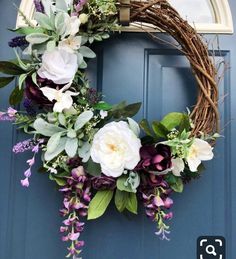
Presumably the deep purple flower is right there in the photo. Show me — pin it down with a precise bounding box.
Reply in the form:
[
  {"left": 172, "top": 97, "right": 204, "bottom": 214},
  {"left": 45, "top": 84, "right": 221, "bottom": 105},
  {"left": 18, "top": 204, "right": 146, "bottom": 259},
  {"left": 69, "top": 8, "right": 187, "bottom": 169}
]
[
  {"left": 8, "top": 36, "right": 28, "bottom": 48},
  {"left": 23, "top": 98, "right": 36, "bottom": 116},
  {"left": 34, "top": 0, "right": 44, "bottom": 13},
  {"left": 74, "top": 0, "right": 87, "bottom": 12},
  {"left": 137, "top": 144, "right": 172, "bottom": 173},
  {"left": 91, "top": 175, "right": 116, "bottom": 190}
]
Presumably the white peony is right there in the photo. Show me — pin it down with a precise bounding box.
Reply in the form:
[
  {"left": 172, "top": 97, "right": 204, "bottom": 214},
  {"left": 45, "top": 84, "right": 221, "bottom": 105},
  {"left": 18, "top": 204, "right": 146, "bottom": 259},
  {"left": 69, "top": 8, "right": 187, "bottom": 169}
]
[
  {"left": 187, "top": 138, "right": 214, "bottom": 172},
  {"left": 38, "top": 48, "right": 78, "bottom": 84},
  {"left": 90, "top": 121, "right": 142, "bottom": 177},
  {"left": 41, "top": 83, "right": 78, "bottom": 113}
]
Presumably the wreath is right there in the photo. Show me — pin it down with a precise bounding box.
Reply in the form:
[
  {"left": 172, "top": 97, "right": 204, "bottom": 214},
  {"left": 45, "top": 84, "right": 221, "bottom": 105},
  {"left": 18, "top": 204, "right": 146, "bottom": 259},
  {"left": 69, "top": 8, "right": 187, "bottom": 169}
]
[{"left": 0, "top": 0, "right": 220, "bottom": 258}]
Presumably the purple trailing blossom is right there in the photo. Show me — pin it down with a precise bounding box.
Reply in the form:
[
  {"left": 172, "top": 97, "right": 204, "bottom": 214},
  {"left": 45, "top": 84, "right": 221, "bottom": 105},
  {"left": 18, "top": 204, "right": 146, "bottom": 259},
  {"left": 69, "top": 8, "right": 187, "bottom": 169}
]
[
  {"left": 33, "top": 0, "right": 44, "bottom": 13},
  {"left": 20, "top": 140, "right": 43, "bottom": 187},
  {"left": 74, "top": 0, "right": 87, "bottom": 13},
  {"left": 59, "top": 166, "right": 91, "bottom": 257},
  {"left": 12, "top": 138, "right": 43, "bottom": 153},
  {"left": 0, "top": 107, "right": 17, "bottom": 121},
  {"left": 91, "top": 175, "right": 116, "bottom": 190},
  {"left": 8, "top": 36, "right": 28, "bottom": 48},
  {"left": 137, "top": 144, "right": 172, "bottom": 173}
]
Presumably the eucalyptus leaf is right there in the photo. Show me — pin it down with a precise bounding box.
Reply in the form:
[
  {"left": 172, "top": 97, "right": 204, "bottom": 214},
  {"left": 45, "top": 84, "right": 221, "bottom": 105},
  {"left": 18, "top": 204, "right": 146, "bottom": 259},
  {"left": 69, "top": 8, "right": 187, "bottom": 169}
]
[
  {"left": 0, "top": 76, "right": 15, "bottom": 88},
  {"left": 74, "top": 110, "right": 93, "bottom": 130},
  {"left": 44, "top": 137, "right": 67, "bottom": 161},
  {"left": 47, "top": 132, "right": 63, "bottom": 153},
  {"left": 33, "top": 118, "right": 65, "bottom": 137},
  {"left": 65, "top": 137, "right": 78, "bottom": 157},
  {"left": 79, "top": 46, "right": 96, "bottom": 59},
  {"left": 87, "top": 190, "right": 114, "bottom": 220}
]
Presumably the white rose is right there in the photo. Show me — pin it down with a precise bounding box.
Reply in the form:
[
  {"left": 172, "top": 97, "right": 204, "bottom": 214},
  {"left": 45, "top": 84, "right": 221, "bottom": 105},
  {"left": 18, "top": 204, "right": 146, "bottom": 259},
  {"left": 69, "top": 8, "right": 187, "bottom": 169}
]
[
  {"left": 37, "top": 48, "right": 78, "bottom": 84},
  {"left": 64, "top": 14, "right": 81, "bottom": 37},
  {"left": 187, "top": 138, "right": 214, "bottom": 172},
  {"left": 58, "top": 36, "right": 82, "bottom": 53},
  {"left": 90, "top": 121, "right": 141, "bottom": 177}
]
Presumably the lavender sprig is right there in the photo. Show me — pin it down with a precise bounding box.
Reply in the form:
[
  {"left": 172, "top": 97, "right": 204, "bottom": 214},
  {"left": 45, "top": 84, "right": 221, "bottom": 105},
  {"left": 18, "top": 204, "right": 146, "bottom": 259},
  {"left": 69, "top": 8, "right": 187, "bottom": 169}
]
[
  {"left": 8, "top": 36, "right": 28, "bottom": 48},
  {"left": 34, "top": 0, "right": 44, "bottom": 13}
]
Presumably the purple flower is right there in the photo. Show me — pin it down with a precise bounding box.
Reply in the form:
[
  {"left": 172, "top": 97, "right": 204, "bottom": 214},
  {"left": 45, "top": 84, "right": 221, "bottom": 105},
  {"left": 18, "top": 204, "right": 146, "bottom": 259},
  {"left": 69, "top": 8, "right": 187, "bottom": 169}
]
[
  {"left": 8, "top": 36, "right": 28, "bottom": 48},
  {"left": 164, "top": 212, "right": 173, "bottom": 220},
  {"left": 163, "top": 197, "right": 173, "bottom": 209},
  {"left": 0, "top": 107, "right": 17, "bottom": 121},
  {"left": 24, "top": 168, "right": 31, "bottom": 178},
  {"left": 34, "top": 0, "right": 44, "bottom": 13},
  {"left": 21, "top": 177, "right": 29, "bottom": 187},
  {"left": 74, "top": 0, "right": 87, "bottom": 12},
  {"left": 137, "top": 144, "right": 172, "bottom": 173},
  {"left": 13, "top": 139, "right": 36, "bottom": 153},
  {"left": 23, "top": 98, "right": 36, "bottom": 116},
  {"left": 91, "top": 175, "right": 116, "bottom": 190}
]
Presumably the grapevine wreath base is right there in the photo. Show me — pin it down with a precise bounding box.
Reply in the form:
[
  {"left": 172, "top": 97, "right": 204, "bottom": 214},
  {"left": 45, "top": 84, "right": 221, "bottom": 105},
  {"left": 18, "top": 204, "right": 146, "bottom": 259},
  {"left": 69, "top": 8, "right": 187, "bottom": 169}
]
[{"left": 0, "top": 0, "right": 220, "bottom": 258}]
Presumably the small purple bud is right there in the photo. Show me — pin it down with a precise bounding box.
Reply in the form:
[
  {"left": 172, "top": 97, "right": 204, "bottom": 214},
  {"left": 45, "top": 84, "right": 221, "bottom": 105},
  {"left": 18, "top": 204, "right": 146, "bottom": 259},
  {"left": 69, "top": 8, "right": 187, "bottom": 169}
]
[
  {"left": 24, "top": 168, "right": 31, "bottom": 178},
  {"left": 27, "top": 157, "right": 35, "bottom": 166},
  {"left": 21, "top": 177, "right": 29, "bottom": 187},
  {"left": 68, "top": 232, "right": 80, "bottom": 241},
  {"left": 164, "top": 211, "right": 173, "bottom": 220},
  {"left": 163, "top": 197, "right": 173, "bottom": 209}
]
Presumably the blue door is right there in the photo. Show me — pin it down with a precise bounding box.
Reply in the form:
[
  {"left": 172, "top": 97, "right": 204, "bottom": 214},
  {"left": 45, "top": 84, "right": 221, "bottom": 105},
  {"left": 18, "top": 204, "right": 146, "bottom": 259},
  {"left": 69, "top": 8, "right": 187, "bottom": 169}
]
[{"left": 0, "top": 0, "right": 236, "bottom": 258}]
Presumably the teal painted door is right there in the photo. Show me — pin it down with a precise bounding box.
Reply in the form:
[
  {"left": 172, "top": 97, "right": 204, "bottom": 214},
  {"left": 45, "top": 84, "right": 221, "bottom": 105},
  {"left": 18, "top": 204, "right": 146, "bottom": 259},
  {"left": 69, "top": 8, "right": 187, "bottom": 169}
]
[{"left": 0, "top": 1, "right": 236, "bottom": 259}]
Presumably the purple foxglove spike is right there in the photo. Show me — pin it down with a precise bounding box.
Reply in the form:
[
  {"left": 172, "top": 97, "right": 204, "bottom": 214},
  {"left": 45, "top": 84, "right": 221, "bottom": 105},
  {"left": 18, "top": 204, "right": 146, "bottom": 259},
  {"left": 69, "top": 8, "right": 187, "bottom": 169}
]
[
  {"left": 21, "top": 177, "right": 29, "bottom": 187},
  {"left": 24, "top": 168, "right": 31, "bottom": 178}
]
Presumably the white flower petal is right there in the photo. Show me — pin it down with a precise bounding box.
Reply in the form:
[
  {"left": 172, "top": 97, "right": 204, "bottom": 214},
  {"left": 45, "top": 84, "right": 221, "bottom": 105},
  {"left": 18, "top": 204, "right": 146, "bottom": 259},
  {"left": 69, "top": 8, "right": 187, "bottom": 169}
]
[
  {"left": 172, "top": 158, "right": 185, "bottom": 176},
  {"left": 40, "top": 87, "right": 57, "bottom": 101},
  {"left": 187, "top": 156, "right": 201, "bottom": 172}
]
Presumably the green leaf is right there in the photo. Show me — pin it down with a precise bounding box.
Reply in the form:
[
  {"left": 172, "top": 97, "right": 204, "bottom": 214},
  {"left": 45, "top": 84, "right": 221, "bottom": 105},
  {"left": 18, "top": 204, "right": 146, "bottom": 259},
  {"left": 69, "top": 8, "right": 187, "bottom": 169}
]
[
  {"left": 33, "top": 118, "right": 65, "bottom": 137},
  {"left": 170, "top": 177, "right": 184, "bottom": 193},
  {"left": 79, "top": 46, "right": 96, "bottom": 58},
  {"left": 58, "top": 113, "right": 66, "bottom": 126},
  {"left": 123, "top": 102, "right": 141, "bottom": 117},
  {"left": 49, "top": 174, "right": 66, "bottom": 186},
  {"left": 114, "top": 189, "right": 128, "bottom": 212},
  {"left": 0, "top": 61, "right": 25, "bottom": 75},
  {"left": 65, "top": 137, "right": 78, "bottom": 157},
  {"left": 87, "top": 190, "right": 114, "bottom": 220},
  {"left": 19, "top": 73, "right": 28, "bottom": 90},
  {"left": 84, "top": 158, "right": 101, "bottom": 177},
  {"left": 126, "top": 193, "right": 138, "bottom": 214},
  {"left": 74, "top": 110, "right": 93, "bottom": 130},
  {"left": 47, "top": 40, "right": 56, "bottom": 51},
  {"left": 152, "top": 121, "right": 169, "bottom": 138},
  {"left": 9, "top": 27, "right": 45, "bottom": 35},
  {"left": 34, "top": 12, "right": 54, "bottom": 30},
  {"left": 44, "top": 137, "right": 67, "bottom": 161},
  {"left": 26, "top": 33, "right": 50, "bottom": 44},
  {"left": 0, "top": 76, "right": 15, "bottom": 88},
  {"left": 139, "top": 119, "right": 154, "bottom": 137},
  {"left": 56, "top": 0, "right": 68, "bottom": 12},
  {"left": 94, "top": 101, "right": 113, "bottom": 111},
  {"left": 117, "top": 175, "right": 134, "bottom": 193},
  {"left": 179, "top": 114, "right": 191, "bottom": 132},
  {"left": 161, "top": 112, "right": 185, "bottom": 131},
  {"left": 47, "top": 132, "right": 63, "bottom": 153},
  {"left": 127, "top": 117, "right": 140, "bottom": 136},
  {"left": 9, "top": 86, "right": 24, "bottom": 105}
]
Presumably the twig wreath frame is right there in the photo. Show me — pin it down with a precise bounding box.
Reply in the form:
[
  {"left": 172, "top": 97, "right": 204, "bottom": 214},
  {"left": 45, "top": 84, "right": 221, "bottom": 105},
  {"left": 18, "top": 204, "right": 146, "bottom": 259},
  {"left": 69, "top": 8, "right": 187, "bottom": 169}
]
[{"left": 0, "top": 0, "right": 220, "bottom": 258}]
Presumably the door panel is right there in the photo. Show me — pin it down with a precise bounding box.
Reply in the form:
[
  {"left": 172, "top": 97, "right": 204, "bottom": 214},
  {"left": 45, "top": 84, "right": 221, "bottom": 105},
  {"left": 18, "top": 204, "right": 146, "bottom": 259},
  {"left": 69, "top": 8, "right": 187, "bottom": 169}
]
[{"left": 0, "top": 1, "right": 235, "bottom": 259}]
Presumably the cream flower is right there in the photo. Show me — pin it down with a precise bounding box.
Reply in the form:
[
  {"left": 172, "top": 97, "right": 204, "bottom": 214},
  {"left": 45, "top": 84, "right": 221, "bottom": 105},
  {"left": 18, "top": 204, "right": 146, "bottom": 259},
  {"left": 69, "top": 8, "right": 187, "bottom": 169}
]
[
  {"left": 90, "top": 121, "right": 141, "bottom": 177},
  {"left": 79, "top": 13, "right": 89, "bottom": 24},
  {"left": 58, "top": 35, "right": 82, "bottom": 53},
  {"left": 171, "top": 158, "right": 185, "bottom": 176},
  {"left": 187, "top": 138, "right": 214, "bottom": 172},
  {"left": 37, "top": 48, "right": 78, "bottom": 84},
  {"left": 64, "top": 14, "right": 81, "bottom": 37},
  {"left": 41, "top": 83, "right": 78, "bottom": 113}
]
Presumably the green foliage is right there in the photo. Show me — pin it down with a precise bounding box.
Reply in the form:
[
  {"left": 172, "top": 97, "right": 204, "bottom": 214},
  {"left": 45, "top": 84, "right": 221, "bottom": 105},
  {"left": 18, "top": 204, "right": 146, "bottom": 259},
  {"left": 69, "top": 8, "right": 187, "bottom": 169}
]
[
  {"left": 84, "top": 158, "right": 101, "bottom": 176},
  {"left": 87, "top": 190, "right": 114, "bottom": 220},
  {"left": 0, "top": 76, "right": 15, "bottom": 88},
  {"left": 161, "top": 112, "right": 191, "bottom": 132},
  {"left": 0, "top": 61, "right": 25, "bottom": 75},
  {"left": 164, "top": 173, "right": 184, "bottom": 193},
  {"left": 49, "top": 173, "right": 67, "bottom": 186},
  {"left": 9, "top": 27, "right": 45, "bottom": 35},
  {"left": 94, "top": 101, "right": 113, "bottom": 111},
  {"left": 74, "top": 110, "right": 94, "bottom": 130},
  {"left": 116, "top": 172, "right": 140, "bottom": 193},
  {"left": 152, "top": 121, "right": 169, "bottom": 138},
  {"left": 139, "top": 119, "right": 154, "bottom": 137},
  {"left": 33, "top": 118, "right": 65, "bottom": 137},
  {"left": 9, "top": 86, "right": 24, "bottom": 105},
  {"left": 114, "top": 189, "right": 138, "bottom": 214},
  {"left": 111, "top": 101, "right": 141, "bottom": 119},
  {"left": 44, "top": 137, "right": 67, "bottom": 161}
]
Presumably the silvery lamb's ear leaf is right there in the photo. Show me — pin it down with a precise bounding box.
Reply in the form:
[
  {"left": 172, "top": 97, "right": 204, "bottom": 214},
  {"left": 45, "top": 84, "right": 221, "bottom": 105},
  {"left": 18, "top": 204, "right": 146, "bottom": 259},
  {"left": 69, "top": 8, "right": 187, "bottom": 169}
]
[
  {"left": 127, "top": 117, "right": 140, "bottom": 137},
  {"left": 56, "top": 0, "right": 68, "bottom": 12},
  {"left": 33, "top": 118, "right": 65, "bottom": 137},
  {"left": 26, "top": 33, "right": 50, "bottom": 44},
  {"left": 34, "top": 12, "right": 54, "bottom": 30},
  {"left": 75, "top": 110, "right": 94, "bottom": 130},
  {"left": 79, "top": 46, "right": 96, "bottom": 59},
  {"left": 41, "top": 0, "right": 52, "bottom": 16},
  {"left": 44, "top": 137, "right": 67, "bottom": 161},
  {"left": 65, "top": 137, "right": 78, "bottom": 157},
  {"left": 47, "top": 132, "right": 63, "bottom": 153},
  {"left": 47, "top": 40, "right": 56, "bottom": 51},
  {"left": 78, "top": 142, "right": 91, "bottom": 162},
  {"left": 55, "top": 12, "right": 66, "bottom": 35},
  {"left": 77, "top": 53, "right": 84, "bottom": 67}
]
